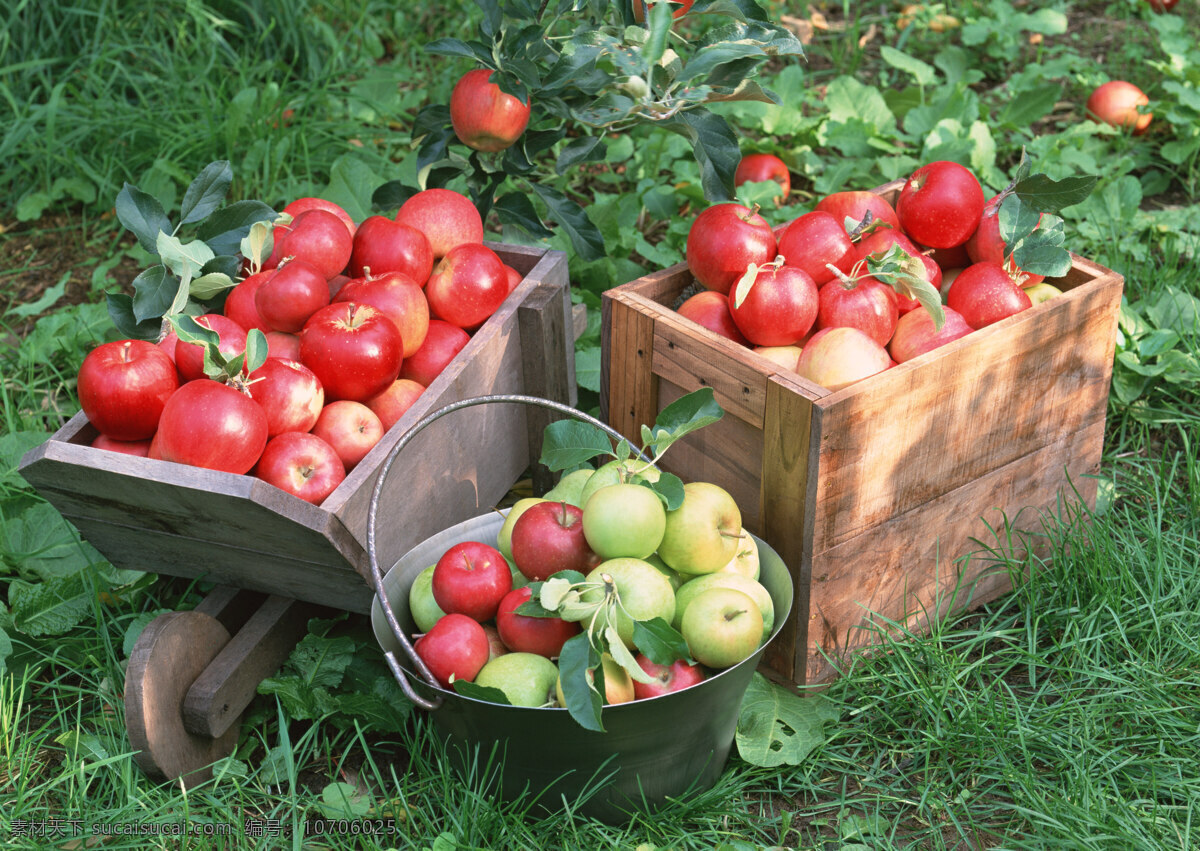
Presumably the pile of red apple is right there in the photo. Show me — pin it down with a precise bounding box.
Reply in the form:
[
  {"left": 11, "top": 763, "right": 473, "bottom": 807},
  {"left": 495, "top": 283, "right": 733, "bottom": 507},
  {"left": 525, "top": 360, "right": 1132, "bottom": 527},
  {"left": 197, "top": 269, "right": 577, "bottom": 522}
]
[
  {"left": 680, "top": 159, "right": 1067, "bottom": 391},
  {"left": 76, "top": 187, "right": 527, "bottom": 505},
  {"left": 406, "top": 461, "right": 773, "bottom": 708}
]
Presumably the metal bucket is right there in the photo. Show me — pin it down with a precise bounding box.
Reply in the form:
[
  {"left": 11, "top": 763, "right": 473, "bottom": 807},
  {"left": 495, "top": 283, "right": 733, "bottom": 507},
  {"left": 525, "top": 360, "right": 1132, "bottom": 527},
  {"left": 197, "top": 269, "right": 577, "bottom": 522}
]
[{"left": 367, "top": 396, "right": 794, "bottom": 823}]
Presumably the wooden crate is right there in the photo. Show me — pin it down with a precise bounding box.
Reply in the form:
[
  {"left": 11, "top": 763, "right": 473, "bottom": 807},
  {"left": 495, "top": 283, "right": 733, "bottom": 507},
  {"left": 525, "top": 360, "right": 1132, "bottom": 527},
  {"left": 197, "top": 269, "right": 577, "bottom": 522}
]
[
  {"left": 601, "top": 184, "right": 1123, "bottom": 686},
  {"left": 20, "top": 244, "right": 575, "bottom": 616}
]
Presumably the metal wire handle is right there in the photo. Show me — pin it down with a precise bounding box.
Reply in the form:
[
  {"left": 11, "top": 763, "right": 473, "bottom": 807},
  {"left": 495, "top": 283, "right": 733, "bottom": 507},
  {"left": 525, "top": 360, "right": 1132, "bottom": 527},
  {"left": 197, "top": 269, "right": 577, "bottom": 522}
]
[{"left": 367, "top": 394, "right": 647, "bottom": 711}]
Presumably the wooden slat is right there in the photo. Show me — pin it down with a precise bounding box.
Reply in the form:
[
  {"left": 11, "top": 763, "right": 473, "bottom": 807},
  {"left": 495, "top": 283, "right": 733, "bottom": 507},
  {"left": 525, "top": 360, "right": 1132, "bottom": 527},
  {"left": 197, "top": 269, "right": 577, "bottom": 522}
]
[
  {"left": 601, "top": 289, "right": 659, "bottom": 443},
  {"left": 803, "top": 417, "right": 1105, "bottom": 684},
  {"left": 810, "top": 265, "right": 1122, "bottom": 553}
]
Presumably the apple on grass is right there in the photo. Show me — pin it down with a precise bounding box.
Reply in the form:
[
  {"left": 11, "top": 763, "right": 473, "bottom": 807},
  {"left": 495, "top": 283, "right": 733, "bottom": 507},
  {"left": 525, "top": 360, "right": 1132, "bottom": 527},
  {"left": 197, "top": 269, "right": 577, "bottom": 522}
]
[
  {"left": 413, "top": 613, "right": 490, "bottom": 689},
  {"left": 473, "top": 652, "right": 559, "bottom": 707},
  {"left": 582, "top": 558, "right": 676, "bottom": 649},
  {"left": 431, "top": 541, "right": 513, "bottom": 623},
  {"left": 311, "top": 400, "right": 384, "bottom": 472},
  {"left": 656, "top": 481, "right": 742, "bottom": 575},
  {"left": 254, "top": 431, "right": 345, "bottom": 505},
  {"left": 632, "top": 653, "right": 705, "bottom": 700},
  {"left": 510, "top": 500, "right": 601, "bottom": 582},
  {"left": 734, "top": 153, "right": 790, "bottom": 200},
  {"left": 581, "top": 482, "right": 667, "bottom": 560},
  {"left": 680, "top": 587, "right": 764, "bottom": 670}
]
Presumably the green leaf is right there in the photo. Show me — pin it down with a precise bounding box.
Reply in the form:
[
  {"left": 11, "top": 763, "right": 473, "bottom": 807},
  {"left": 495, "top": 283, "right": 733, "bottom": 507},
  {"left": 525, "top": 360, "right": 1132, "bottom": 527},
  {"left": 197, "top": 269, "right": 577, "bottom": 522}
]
[
  {"left": 188, "top": 273, "right": 235, "bottom": 302},
  {"left": 372, "top": 180, "right": 418, "bottom": 214},
  {"left": 180, "top": 161, "right": 233, "bottom": 225},
  {"left": 244, "top": 329, "right": 269, "bottom": 375},
  {"left": 195, "top": 200, "right": 277, "bottom": 256},
  {"left": 631, "top": 617, "right": 691, "bottom": 666},
  {"left": 1138, "top": 329, "right": 1181, "bottom": 359},
  {"left": 424, "top": 38, "right": 493, "bottom": 66},
  {"left": 645, "top": 473, "right": 685, "bottom": 511},
  {"left": 1, "top": 431, "right": 50, "bottom": 493},
  {"left": 130, "top": 266, "right": 182, "bottom": 324},
  {"left": 556, "top": 136, "right": 607, "bottom": 175},
  {"left": 865, "top": 244, "right": 945, "bottom": 330},
  {"left": 997, "top": 84, "right": 1061, "bottom": 129},
  {"left": 0, "top": 626, "right": 11, "bottom": 674},
  {"left": 690, "top": 0, "right": 771, "bottom": 23},
  {"left": 530, "top": 184, "right": 606, "bottom": 261},
  {"left": 453, "top": 679, "right": 512, "bottom": 704},
  {"left": 575, "top": 346, "right": 601, "bottom": 393},
  {"left": 1012, "top": 173, "right": 1098, "bottom": 214},
  {"left": 539, "top": 419, "right": 615, "bottom": 471},
  {"left": 157, "top": 232, "right": 215, "bottom": 286},
  {"left": 997, "top": 195, "right": 1043, "bottom": 249},
  {"left": 1, "top": 503, "right": 104, "bottom": 582},
  {"left": 6, "top": 272, "right": 69, "bottom": 318},
  {"left": 538, "top": 576, "right": 578, "bottom": 611},
  {"left": 735, "top": 674, "right": 839, "bottom": 767},
  {"left": 880, "top": 46, "right": 936, "bottom": 86},
  {"left": 1148, "top": 287, "right": 1200, "bottom": 333},
  {"left": 604, "top": 625, "right": 659, "bottom": 685},
  {"left": 115, "top": 183, "right": 172, "bottom": 254},
  {"left": 106, "top": 293, "right": 162, "bottom": 341},
  {"left": 318, "top": 781, "right": 372, "bottom": 818},
  {"left": 665, "top": 111, "right": 740, "bottom": 203},
  {"left": 8, "top": 572, "right": 93, "bottom": 637},
  {"left": 647, "top": 387, "right": 724, "bottom": 456},
  {"left": 558, "top": 632, "right": 604, "bottom": 732},
  {"left": 494, "top": 193, "right": 554, "bottom": 239},
  {"left": 1010, "top": 225, "right": 1072, "bottom": 278}
]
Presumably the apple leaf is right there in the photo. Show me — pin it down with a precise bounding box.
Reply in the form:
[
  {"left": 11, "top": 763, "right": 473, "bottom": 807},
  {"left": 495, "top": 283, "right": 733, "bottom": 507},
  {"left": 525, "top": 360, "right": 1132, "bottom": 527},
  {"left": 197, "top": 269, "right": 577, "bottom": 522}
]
[
  {"left": 731, "top": 263, "right": 760, "bottom": 310},
  {"left": 734, "top": 673, "right": 840, "bottom": 767},
  {"left": 539, "top": 420, "right": 616, "bottom": 471},
  {"left": 179, "top": 159, "right": 233, "bottom": 225},
  {"left": 536, "top": 576, "right": 576, "bottom": 612},
  {"left": 452, "top": 680, "right": 512, "bottom": 705},
  {"left": 866, "top": 244, "right": 945, "bottom": 330},
  {"left": 603, "top": 626, "right": 659, "bottom": 685},
  {"left": 632, "top": 617, "right": 691, "bottom": 666},
  {"left": 643, "top": 473, "right": 685, "bottom": 511},
  {"left": 997, "top": 194, "right": 1042, "bottom": 248},
  {"left": 1012, "top": 173, "right": 1098, "bottom": 215},
  {"left": 558, "top": 632, "right": 604, "bottom": 732},
  {"left": 646, "top": 387, "right": 724, "bottom": 455},
  {"left": 115, "top": 182, "right": 172, "bottom": 254}
]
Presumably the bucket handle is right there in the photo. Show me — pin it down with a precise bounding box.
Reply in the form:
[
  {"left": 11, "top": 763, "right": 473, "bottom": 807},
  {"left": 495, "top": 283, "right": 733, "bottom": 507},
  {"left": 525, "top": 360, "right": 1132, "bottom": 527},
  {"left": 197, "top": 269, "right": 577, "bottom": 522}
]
[{"left": 367, "top": 394, "right": 647, "bottom": 711}]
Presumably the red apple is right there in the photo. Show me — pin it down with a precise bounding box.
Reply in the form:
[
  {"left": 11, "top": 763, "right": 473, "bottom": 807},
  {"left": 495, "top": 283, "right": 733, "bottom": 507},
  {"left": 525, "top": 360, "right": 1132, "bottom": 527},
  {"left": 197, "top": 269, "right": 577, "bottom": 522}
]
[
  {"left": 265, "top": 331, "right": 301, "bottom": 362},
  {"left": 965, "top": 196, "right": 1045, "bottom": 287},
  {"left": 502, "top": 265, "right": 524, "bottom": 295},
  {"left": 328, "top": 273, "right": 352, "bottom": 299},
  {"left": 888, "top": 305, "right": 974, "bottom": 363},
  {"left": 1086, "top": 80, "right": 1152, "bottom": 135},
  {"left": 431, "top": 541, "right": 513, "bottom": 623},
  {"left": 632, "top": 653, "right": 705, "bottom": 700},
  {"left": 815, "top": 273, "right": 900, "bottom": 347},
  {"left": 148, "top": 379, "right": 268, "bottom": 474},
  {"left": 254, "top": 431, "right": 345, "bottom": 504},
  {"left": 795, "top": 326, "right": 891, "bottom": 391},
  {"left": 346, "top": 215, "right": 434, "bottom": 283},
  {"left": 90, "top": 434, "right": 153, "bottom": 456},
  {"left": 299, "top": 303, "right": 404, "bottom": 402},
  {"left": 78, "top": 339, "right": 179, "bottom": 440},
  {"left": 896, "top": 160, "right": 985, "bottom": 249},
  {"left": 310, "top": 399, "right": 384, "bottom": 472},
  {"left": 173, "top": 314, "right": 248, "bottom": 383},
  {"left": 364, "top": 378, "right": 424, "bottom": 431},
  {"left": 676, "top": 290, "right": 750, "bottom": 346},
  {"left": 281, "top": 197, "right": 356, "bottom": 239},
  {"left": 777, "top": 210, "right": 857, "bottom": 287},
  {"left": 733, "top": 153, "right": 790, "bottom": 199},
  {"left": 399, "top": 320, "right": 470, "bottom": 387},
  {"left": 728, "top": 262, "right": 819, "bottom": 347},
  {"left": 946, "top": 262, "right": 1034, "bottom": 329},
  {"left": 633, "top": 0, "right": 694, "bottom": 21},
  {"left": 265, "top": 208, "right": 353, "bottom": 280},
  {"left": 686, "top": 203, "right": 777, "bottom": 295},
  {"left": 222, "top": 271, "right": 273, "bottom": 334},
  {"left": 495, "top": 585, "right": 581, "bottom": 659},
  {"left": 815, "top": 190, "right": 901, "bottom": 233},
  {"left": 334, "top": 270, "right": 430, "bottom": 358},
  {"left": 449, "top": 68, "right": 532, "bottom": 153},
  {"left": 1146, "top": 0, "right": 1178, "bottom": 11},
  {"left": 424, "top": 243, "right": 509, "bottom": 330},
  {"left": 395, "top": 188, "right": 484, "bottom": 260},
  {"left": 510, "top": 501, "right": 601, "bottom": 582},
  {"left": 413, "top": 613, "right": 490, "bottom": 688},
  {"left": 157, "top": 331, "right": 179, "bottom": 363},
  {"left": 247, "top": 358, "right": 324, "bottom": 436},
  {"left": 254, "top": 259, "right": 330, "bottom": 333}
]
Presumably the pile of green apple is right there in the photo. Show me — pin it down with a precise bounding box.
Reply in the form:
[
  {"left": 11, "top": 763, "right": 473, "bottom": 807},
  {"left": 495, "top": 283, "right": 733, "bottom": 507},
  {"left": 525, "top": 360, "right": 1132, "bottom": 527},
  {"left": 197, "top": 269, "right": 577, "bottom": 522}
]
[{"left": 404, "top": 389, "right": 774, "bottom": 727}]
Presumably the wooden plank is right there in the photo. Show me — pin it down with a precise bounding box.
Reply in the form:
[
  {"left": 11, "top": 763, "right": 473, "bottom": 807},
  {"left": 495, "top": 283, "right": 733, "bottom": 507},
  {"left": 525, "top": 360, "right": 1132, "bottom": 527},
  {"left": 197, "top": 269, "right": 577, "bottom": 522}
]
[
  {"left": 601, "top": 289, "right": 659, "bottom": 443},
  {"left": 183, "top": 596, "right": 322, "bottom": 739},
  {"left": 193, "top": 586, "right": 267, "bottom": 634},
  {"left": 802, "top": 417, "right": 1106, "bottom": 684},
  {"left": 810, "top": 265, "right": 1122, "bottom": 553}
]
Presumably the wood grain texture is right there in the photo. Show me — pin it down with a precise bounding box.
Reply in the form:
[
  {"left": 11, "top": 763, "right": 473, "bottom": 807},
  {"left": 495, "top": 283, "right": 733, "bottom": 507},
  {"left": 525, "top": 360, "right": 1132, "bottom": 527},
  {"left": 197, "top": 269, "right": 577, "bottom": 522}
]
[
  {"left": 803, "top": 417, "right": 1106, "bottom": 684},
  {"left": 809, "top": 263, "right": 1122, "bottom": 554},
  {"left": 601, "top": 288, "right": 660, "bottom": 443}
]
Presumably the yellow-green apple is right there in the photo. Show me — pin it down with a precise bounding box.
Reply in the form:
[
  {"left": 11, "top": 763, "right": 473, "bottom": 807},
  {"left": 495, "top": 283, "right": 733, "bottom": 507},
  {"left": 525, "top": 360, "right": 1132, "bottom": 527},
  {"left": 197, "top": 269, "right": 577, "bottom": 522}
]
[
  {"left": 657, "top": 481, "right": 742, "bottom": 575},
  {"left": 497, "top": 497, "right": 547, "bottom": 560},
  {"left": 254, "top": 432, "right": 345, "bottom": 505},
  {"left": 430, "top": 541, "right": 512, "bottom": 622},
  {"left": 311, "top": 400, "right": 384, "bottom": 472},
  {"left": 413, "top": 612, "right": 490, "bottom": 688},
  {"left": 718, "top": 531, "right": 760, "bottom": 580},
  {"left": 583, "top": 558, "right": 677, "bottom": 648},
  {"left": 581, "top": 482, "right": 667, "bottom": 560},
  {"left": 510, "top": 500, "right": 602, "bottom": 582},
  {"left": 495, "top": 585, "right": 581, "bottom": 658},
  {"left": 473, "top": 652, "right": 558, "bottom": 707},
  {"left": 1023, "top": 282, "right": 1063, "bottom": 305},
  {"left": 579, "top": 458, "right": 661, "bottom": 509},
  {"left": 408, "top": 564, "right": 447, "bottom": 633},
  {"left": 542, "top": 468, "right": 594, "bottom": 507},
  {"left": 644, "top": 553, "right": 685, "bottom": 591},
  {"left": 680, "top": 587, "right": 764, "bottom": 669},
  {"left": 673, "top": 572, "right": 774, "bottom": 642},
  {"left": 631, "top": 653, "right": 705, "bottom": 700}
]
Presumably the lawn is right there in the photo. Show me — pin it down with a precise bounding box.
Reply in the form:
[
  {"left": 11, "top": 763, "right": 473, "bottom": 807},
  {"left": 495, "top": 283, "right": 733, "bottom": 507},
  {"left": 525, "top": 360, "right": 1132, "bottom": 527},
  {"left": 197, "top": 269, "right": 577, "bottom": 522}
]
[{"left": 2, "top": 1, "right": 1199, "bottom": 848}]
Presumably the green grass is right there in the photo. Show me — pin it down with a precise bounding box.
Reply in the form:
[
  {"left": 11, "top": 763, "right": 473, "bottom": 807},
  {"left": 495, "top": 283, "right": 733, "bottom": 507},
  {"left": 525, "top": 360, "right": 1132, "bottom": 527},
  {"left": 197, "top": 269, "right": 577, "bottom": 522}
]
[{"left": 3, "top": 0, "right": 1200, "bottom": 848}]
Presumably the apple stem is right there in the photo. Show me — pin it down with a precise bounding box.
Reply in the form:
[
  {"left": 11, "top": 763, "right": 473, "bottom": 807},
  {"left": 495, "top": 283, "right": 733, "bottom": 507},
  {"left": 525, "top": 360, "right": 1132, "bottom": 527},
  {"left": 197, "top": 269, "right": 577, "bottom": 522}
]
[
  {"left": 738, "top": 203, "right": 762, "bottom": 224},
  {"left": 825, "top": 262, "right": 862, "bottom": 291}
]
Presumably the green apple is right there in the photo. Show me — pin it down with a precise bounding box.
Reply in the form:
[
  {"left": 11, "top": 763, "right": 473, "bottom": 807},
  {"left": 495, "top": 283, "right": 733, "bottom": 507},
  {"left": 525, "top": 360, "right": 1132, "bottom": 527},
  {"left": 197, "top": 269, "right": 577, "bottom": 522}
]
[
  {"left": 408, "top": 564, "right": 447, "bottom": 634},
  {"left": 1023, "top": 282, "right": 1064, "bottom": 305},
  {"left": 673, "top": 572, "right": 773, "bottom": 641},
  {"left": 579, "top": 458, "right": 661, "bottom": 510},
  {"left": 657, "top": 481, "right": 742, "bottom": 575},
  {"left": 542, "top": 468, "right": 594, "bottom": 507},
  {"left": 555, "top": 653, "right": 634, "bottom": 706},
  {"left": 581, "top": 482, "right": 667, "bottom": 560},
  {"left": 497, "top": 497, "right": 547, "bottom": 560},
  {"left": 474, "top": 652, "right": 559, "bottom": 707},
  {"left": 680, "top": 587, "right": 764, "bottom": 669},
  {"left": 644, "top": 553, "right": 685, "bottom": 592},
  {"left": 718, "top": 530, "right": 760, "bottom": 580},
  {"left": 583, "top": 557, "right": 676, "bottom": 648}
]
